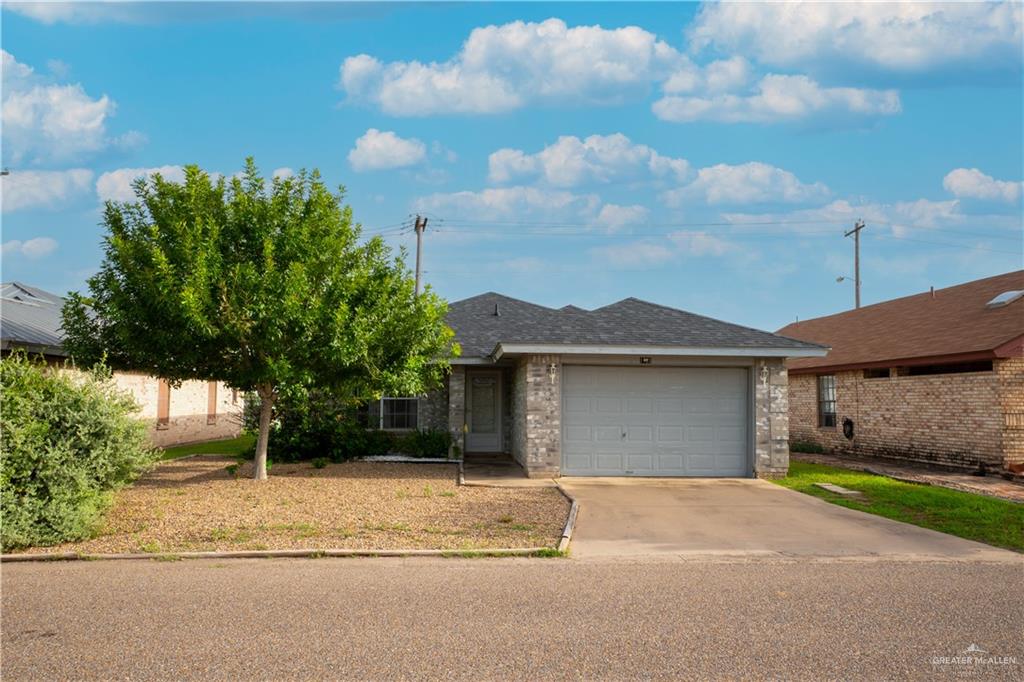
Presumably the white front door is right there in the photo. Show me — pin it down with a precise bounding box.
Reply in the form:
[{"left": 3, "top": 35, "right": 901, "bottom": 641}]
[{"left": 465, "top": 371, "right": 501, "bottom": 452}]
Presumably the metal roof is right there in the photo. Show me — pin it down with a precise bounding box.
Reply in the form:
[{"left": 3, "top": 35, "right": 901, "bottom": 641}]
[
  {"left": 0, "top": 282, "right": 69, "bottom": 355},
  {"left": 447, "top": 292, "right": 827, "bottom": 359}
]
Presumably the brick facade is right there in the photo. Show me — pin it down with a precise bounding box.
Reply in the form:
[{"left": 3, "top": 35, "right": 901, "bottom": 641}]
[
  {"left": 788, "top": 357, "right": 1023, "bottom": 471},
  {"left": 108, "top": 372, "right": 242, "bottom": 447}
]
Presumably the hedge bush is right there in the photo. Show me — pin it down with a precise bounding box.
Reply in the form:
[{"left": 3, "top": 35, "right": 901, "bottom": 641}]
[
  {"left": 1, "top": 353, "right": 156, "bottom": 550},
  {"left": 245, "top": 390, "right": 452, "bottom": 462}
]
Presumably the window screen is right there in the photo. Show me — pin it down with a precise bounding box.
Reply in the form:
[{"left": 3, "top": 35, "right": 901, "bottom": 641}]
[
  {"left": 382, "top": 398, "right": 418, "bottom": 430},
  {"left": 817, "top": 375, "right": 837, "bottom": 428}
]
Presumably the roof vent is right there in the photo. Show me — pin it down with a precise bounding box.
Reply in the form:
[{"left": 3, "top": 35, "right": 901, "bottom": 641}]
[
  {"left": 986, "top": 290, "right": 1024, "bottom": 309},
  {"left": 493, "top": 302, "right": 500, "bottom": 317}
]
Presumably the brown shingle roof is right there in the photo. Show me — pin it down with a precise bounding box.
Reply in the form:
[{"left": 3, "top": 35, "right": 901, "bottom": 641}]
[{"left": 777, "top": 271, "right": 1024, "bottom": 373}]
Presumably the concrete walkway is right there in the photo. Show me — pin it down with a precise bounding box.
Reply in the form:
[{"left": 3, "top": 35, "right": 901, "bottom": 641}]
[
  {"left": 793, "top": 452, "right": 1024, "bottom": 503},
  {"left": 558, "top": 478, "right": 1018, "bottom": 560}
]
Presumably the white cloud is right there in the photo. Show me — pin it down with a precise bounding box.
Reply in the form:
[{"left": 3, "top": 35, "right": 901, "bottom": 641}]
[
  {"left": 1, "top": 168, "right": 93, "bottom": 212},
  {"left": 668, "top": 231, "right": 735, "bottom": 256},
  {"left": 2, "top": 50, "right": 141, "bottom": 165},
  {"left": 688, "top": 2, "right": 1023, "bottom": 76},
  {"left": 414, "top": 186, "right": 600, "bottom": 221},
  {"left": 348, "top": 129, "right": 427, "bottom": 171},
  {"left": 663, "top": 56, "right": 752, "bottom": 94},
  {"left": 272, "top": 167, "right": 294, "bottom": 180},
  {"left": 654, "top": 74, "right": 900, "bottom": 124},
  {"left": 596, "top": 204, "right": 649, "bottom": 231},
  {"left": 96, "top": 165, "right": 185, "bottom": 202},
  {"left": 943, "top": 168, "right": 1022, "bottom": 203},
  {"left": 4, "top": 2, "right": 144, "bottom": 24},
  {"left": 339, "top": 18, "right": 682, "bottom": 115},
  {"left": 590, "top": 241, "right": 675, "bottom": 268},
  {"left": 663, "top": 162, "right": 830, "bottom": 206},
  {"left": 489, "top": 133, "right": 689, "bottom": 187},
  {"left": 1, "top": 236, "right": 58, "bottom": 258}
]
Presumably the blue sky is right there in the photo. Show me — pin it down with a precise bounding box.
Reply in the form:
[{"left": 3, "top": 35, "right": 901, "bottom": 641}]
[{"left": 2, "top": 1, "right": 1022, "bottom": 331}]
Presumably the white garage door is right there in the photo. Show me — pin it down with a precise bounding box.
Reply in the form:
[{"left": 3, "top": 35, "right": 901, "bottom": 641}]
[{"left": 562, "top": 366, "right": 749, "bottom": 477}]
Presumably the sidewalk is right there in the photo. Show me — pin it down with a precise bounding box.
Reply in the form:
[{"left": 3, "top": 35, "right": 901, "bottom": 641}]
[{"left": 793, "top": 452, "right": 1024, "bottom": 503}]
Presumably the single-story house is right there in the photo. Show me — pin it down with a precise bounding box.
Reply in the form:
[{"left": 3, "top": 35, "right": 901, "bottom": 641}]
[
  {"left": 776, "top": 270, "right": 1024, "bottom": 474},
  {"left": 0, "top": 282, "right": 242, "bottom": 447},
  {"left": 376, "top": 292, "right": 827, "bottom": 478}
]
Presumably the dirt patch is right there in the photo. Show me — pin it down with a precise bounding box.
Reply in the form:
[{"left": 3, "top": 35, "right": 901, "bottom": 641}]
[{"left": 15, "top": 457, "right": 569, "bottom": 555}]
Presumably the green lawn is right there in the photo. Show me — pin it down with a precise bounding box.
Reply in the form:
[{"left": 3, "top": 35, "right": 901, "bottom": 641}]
[
  {"left": 159, "top": 433, "right": 256, "bottom": 461},
  {"left": 774, "top": 462, "right": 1024, "bottom": 552}
]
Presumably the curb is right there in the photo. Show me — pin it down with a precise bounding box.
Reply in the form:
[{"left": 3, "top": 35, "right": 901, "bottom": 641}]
[
  {"left": 0, "top": 546, "right": 556, "bottom": 563},
  {"left": 554, "top": 483, "right": 580, "bottom": 554}
]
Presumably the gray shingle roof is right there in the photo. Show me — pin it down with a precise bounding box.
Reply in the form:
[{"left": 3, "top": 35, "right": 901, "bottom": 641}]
[
  {"left": 447, "top": 292, "right": 826, "bottom": 358},
  {"left": 0, "top": 282, "right": 68, "bottom": 355}
]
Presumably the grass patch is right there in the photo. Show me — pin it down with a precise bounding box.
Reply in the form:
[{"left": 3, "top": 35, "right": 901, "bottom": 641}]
[
  {"left": 774, "top": 462, "right": 1024, "bottom": 552},
  {"left": 160, "top": 433, "right": 256, "bottom": 460}
]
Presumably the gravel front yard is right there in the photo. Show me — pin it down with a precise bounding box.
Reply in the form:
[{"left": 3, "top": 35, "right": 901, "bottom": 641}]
[{"left": 15, "top": 457, "right": 570, "bottom": 555}]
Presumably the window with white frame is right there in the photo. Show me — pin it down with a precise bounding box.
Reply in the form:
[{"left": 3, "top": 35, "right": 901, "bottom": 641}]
[
  {"left": 817, "top": 375, "right": 837, "bottom": 428},
  {"left": 381, "top": 398, "right": 418, "bottom": 430}
]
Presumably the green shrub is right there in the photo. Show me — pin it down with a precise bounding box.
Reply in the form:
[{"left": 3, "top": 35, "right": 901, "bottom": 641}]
[
  {"left": 246, "top": 390, "right": 396, "bottom": 463},
  {"left": 0, "top": 353, "right": 156, "bottom": 550},
  {"left": 311, "top": 457, "right": 329, "bottom": 469},
  {"left": 394, "top": 429, "right": 453, "bottom": 458},
  {"left": 790, "top": 440, "right": 826, "bottom": 454}
]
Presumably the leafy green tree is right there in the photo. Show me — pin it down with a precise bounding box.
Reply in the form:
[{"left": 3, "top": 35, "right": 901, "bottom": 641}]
[{"left": 63, "top": 159, "right": 456, "bottom": 479}]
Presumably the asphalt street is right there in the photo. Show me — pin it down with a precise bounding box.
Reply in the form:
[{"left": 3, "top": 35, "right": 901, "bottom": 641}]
[{"left": 2, "top": 556, "right": 1022, "bottom": 680}]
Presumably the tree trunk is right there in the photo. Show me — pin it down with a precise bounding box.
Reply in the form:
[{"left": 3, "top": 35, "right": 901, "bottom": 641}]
[{"left": 253, "top": 384, "right": 275, "bottom": 480}]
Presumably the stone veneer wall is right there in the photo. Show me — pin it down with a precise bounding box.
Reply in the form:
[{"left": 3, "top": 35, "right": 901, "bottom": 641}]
[
  {"left": 520, "top": 355, "right": 561, "bottom": 477},
  {"left": 753, "top": 358, "right": 790, "bottom": 478},
  {"left": 511, "top": 360, "right": 527, "bottom": 468},
  {"left": 447, "top": 365, "right": 466, "bottom": 455},
  {"left": 418, "top": 378, "right": 449, "bottom": 432},
  {"left": 788, "top": 358, "right": 1021, "bottom": 471}
]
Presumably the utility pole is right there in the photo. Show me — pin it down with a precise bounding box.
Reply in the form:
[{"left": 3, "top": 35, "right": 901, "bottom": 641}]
[
  {"left": 844, "top": 219, "right": 865, "bottom": 309},
  {"left": 413, "top": 215, "right": 428, "bottom": 296}
]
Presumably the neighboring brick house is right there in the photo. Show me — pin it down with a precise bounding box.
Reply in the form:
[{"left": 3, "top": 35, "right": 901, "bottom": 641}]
[
  {"left": 379, "top": 292, "right": 826, "bottom": 478},
  {"left": 777, "top": 271, "right": 1024, "bottom": 474},
  {"left": 0, "top": 282, "right": 242, "bottom": 447}
]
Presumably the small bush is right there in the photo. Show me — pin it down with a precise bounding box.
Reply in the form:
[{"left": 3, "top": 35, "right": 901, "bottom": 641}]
[
  {"left": 311, "top": 457, "right": 328, "bottom": 469},
  {"left": 394, "top": 429, "right": 452, "bottom": 458},
  {"left": 1, "top": 354, "right": 156, "bottom": 550},
  {"left": 790, "top": 440, "right": 826, "bottom": 454}
]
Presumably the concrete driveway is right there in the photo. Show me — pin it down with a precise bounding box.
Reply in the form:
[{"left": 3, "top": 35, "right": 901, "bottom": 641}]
[{"left": 559, "top": 477, "right": 1016, "bottom": 560}]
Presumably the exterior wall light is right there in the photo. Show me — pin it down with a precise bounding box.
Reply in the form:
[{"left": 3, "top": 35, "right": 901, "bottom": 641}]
[
  {"left": 760, "top": 363, "right": 770, "bottom": 386},
  {"left": 548, "top": 363, "right": 558, "bottom": 384},
  {"left": 639, "top": 357, "right": 652, "bottom": 365}
]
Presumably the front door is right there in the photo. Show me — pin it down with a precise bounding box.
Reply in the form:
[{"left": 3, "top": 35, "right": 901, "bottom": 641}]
[{"left": 466, "top": 371, "right": 501, "bottom": 452}]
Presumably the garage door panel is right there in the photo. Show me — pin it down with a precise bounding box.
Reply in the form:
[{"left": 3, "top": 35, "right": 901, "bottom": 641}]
[
  {"left": 626, "top": 426, "right": 652, "bottom": 442},
  {"left": 564, "top": 425, "right": 591, "bottom": 442},
  {"left": 625, "top": 454, "right": 654, "bottom": 471},
  {"left": 562, "top": 366, "right": 749, "bottom": 477},
  {"left": 658, "top": 426, "right": 683, "bottom": 442},
  {"left": 594, "top": 426, "right": 621, "bottom": 442}
]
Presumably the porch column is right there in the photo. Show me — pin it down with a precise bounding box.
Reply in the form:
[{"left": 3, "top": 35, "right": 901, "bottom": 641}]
[
  {"left": 523, "top": 354, "right": 561, "bottom": 478},
  {"left": 754, "top": 358, "right": 790, "bottom": 478}
]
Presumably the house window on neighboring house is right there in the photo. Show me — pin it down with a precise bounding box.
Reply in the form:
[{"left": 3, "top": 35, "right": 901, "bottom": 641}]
[
  {"left": 207, "top": 382, "right": 217, "bottom": 425},
  {"left": 381, "top": 398, "right": 418, "bottom": 430},
  {"left": 817, "top": 375, "right": 837, "bottom": 428},
  {"left": 157, "top": 379, "right": 170, "bottom": 429}
]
